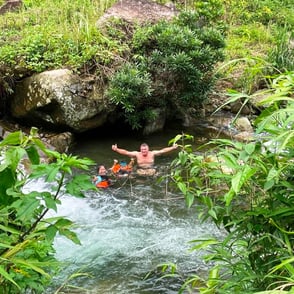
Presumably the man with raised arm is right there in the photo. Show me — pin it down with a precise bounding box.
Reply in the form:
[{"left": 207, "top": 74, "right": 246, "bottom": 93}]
[{"left": 111, "top": 142, "right": 178, "bottom": 175}]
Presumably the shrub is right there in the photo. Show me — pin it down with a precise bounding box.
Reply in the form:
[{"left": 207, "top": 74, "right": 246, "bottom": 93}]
[
  {"left": 166, "top": 72, "right": 294, "bottom": 292},
  {"left": 107, "top": 11, "right": 226, "bottom": 129},
  {"left": 0, "top": 128, "right": 95, "bottom": 293},
  {"left": 106, "top": 63, "right": 154, "bottom": 129}
]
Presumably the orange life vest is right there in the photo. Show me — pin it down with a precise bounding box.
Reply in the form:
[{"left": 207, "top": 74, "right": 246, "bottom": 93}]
[
  {"left": 111, "top": 159, "right": 134, "bottom": 175},
  {"left": 96, "top": 180, "right": 110, "bottom": 188},
  {"left": 93, "top": 175, "right": 111, "bottom": 188}
]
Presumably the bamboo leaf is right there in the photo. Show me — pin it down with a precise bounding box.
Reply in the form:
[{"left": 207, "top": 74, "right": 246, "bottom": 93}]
[
  {"left": 189, "top": 239, "right": 220, "bottom": 251},
  {"left": 224, "top": 189, "right": 235, "bottom": 206},
  {"left": 0, "top": 265, "right": 20, "bottom": 289},
  {"left": 185, "top": 191, "right": 194, "bottom": 208},
  {"left": 231, "top": 165, "right": 255, "bottom": 194},
  {"left": 10, "top": 258, "right": 51, "bottom": 278},
  {"left": 208, "top": 209, "right": 217, "bottom": 220},
  {"left": 177, "top": 182, "right": 187, "bottom": 195},
  {"left": 0, "top": 224, "right": 20, "bottom": 235}
]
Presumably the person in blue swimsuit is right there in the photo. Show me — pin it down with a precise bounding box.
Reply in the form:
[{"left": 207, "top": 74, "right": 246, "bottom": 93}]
[{"left": 92, "top": 164, "right": 112, "bottom": 188}]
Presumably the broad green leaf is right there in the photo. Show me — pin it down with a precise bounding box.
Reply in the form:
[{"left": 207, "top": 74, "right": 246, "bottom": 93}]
[
  {"left": 207, "top": 267, "right": 219, "bottom": 287},
  {"left": 208, "top": 209, "right": 217, "bottom": 220},
  {"left": 0, "top": 161, "right": 8, "bottom": 173},
  {"left": 178, "top": 151, "right": 188, "bottom": 165},
  {"left": 11, "top": 195, "right": 40, "bottom": 222},
  {"left": 0, "top": 168, "right": 16, "bottom": 204},
  {"left": 244, "top": 142, "right": 255, "bottom": 155},
  {"left": 45, "top": 225, "right": 58, "bottom": 242},
  {"left": 199, "top": 195, "right": 213, "bottom": 209},
  {"left": 66, "top": 174, "right": 95, "bottom": 197},
  {"left": 46, "top": 166, "right": 60, "bottom": 182},
  {"left": 30, "top": 163, "right": 53, "bottom": 178},
  {"left": 6, "top": 147, "right": 26, "bottom": 171},
  {"left": 25, "top": 146, "right": 40, "bottom": 165},
  {"left": 55, "top": 218, "right": 73, "bottom": 227},
  {"left": 42, "top": 192, "right": 57, "bottom": 211},
  {"left": 221, "top": 152, "right": 238, "bottom": 168},
  {"left": 0, "top": 131, "right": 22, "bottom": 147},
  {"left": 59, "top": 228, "right": 81, "bottom": 245},
  {"left": 266, "top": 167, "right": 279, "bottom": 182},
  {"left": 63, "top": 155, "right": 95, "bottom": 170},
  {"left": 264, "top": 179, "right": 275, "bottom": 190}
]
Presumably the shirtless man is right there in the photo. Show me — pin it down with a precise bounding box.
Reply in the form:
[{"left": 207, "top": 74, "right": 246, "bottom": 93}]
[{"left": 111, "top": 142, "right": 178, "bottom": 169}]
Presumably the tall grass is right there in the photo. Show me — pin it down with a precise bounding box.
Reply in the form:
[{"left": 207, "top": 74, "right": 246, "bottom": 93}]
[{"left": 0, "top": 0, "right": 117, "bottom": 71}]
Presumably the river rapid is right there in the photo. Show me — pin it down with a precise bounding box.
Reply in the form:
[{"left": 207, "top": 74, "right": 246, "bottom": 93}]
[{"left": 43, "top": 128, "right": 222, "bottom": 293}]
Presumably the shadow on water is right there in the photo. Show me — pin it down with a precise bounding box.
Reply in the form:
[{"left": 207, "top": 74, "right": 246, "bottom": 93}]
[{"left": 44, "top": 128, "right": 221, "bottom": 293}]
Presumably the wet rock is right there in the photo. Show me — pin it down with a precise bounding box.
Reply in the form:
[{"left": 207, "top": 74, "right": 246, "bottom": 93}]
[
  {"left": 10, "top": 69, "right": 112, "bottom": 132},
  {"left": 143, "top": 108, "right": 166, "bottom": 135},
  {"left": 234, "top": 117, "right": 253, "bottom": 133}
]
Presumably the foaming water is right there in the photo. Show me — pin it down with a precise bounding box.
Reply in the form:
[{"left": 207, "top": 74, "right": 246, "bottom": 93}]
[
  {"left": 28, "top": 129, "right": 221, "bottom": 293},
  {"left": 39, "top": 179, "right": 222, "bottom": 294}
]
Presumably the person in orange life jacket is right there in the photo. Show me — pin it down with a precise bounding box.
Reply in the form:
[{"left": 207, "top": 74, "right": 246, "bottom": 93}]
[
  {"left": 111, "top": 158, "right": 135, "bottom": 177},
  {"left": 92, "top": 164, "right": 112, "bottom": 188}
]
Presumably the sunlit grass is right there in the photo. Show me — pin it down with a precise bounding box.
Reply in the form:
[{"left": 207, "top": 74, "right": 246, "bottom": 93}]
[
  {"left": 226, "top": 23, "right": 274, "bottom": 60},
  {"left": 0, "top": 0, "right": 118, "bottom": 70},
  {"left": 0, "top": 0, "right": 115, "bottom": 42}
]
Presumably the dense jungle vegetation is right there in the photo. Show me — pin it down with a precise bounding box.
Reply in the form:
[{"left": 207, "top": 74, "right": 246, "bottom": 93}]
[{"left": 0, "top": 0, "right": 294, "bottom": 293}]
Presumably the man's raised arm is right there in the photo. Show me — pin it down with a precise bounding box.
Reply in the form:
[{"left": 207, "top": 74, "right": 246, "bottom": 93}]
[
  {"left": 153, "top": 144, "right": 178, "bottom": 156},
  {"left": 112, "top": 144, "right": 137, "bottom": 157}
]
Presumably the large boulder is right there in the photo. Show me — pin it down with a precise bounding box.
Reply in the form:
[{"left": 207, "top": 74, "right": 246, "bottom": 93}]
[
  {"left": 8, "top": 0, "right": 179, "bottom": 135},
  {"left": 10, "top": 69, "right": 113, "bottom": 132},
  {"left": 97, "top": 0, "right": 177, "bottom": 26}
]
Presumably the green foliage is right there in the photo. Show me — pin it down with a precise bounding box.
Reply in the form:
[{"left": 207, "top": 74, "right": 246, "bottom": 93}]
[
  {"left": 221, "top": 0, "right": 293, "bottom": 91},
  {"left": 193, "top": 0, "right": 225, "bottom": 28},
  {"left": 168, "top": 72, "right": 294, "bottom": 292},
  {"left": 106, "top": 63, "right": 153, "bottom": 129},
  {"left": 0, "top": 0, "right": 118, "bottom": 72},
  {"left": 107, "top": 11, "right": 225, "bottom": 129},
  {"left": 223, "top": 0, "right": 294, "bottom": 28},
  {"left": 0, "top": 128, "right": 95, "bottom": 293},
  {"left": 267, "top": 27, "right": 294, "bottom": 73}
]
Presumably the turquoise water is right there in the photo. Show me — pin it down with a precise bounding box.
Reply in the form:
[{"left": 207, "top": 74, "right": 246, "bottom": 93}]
[{"left": 44, "top": 129, "right": 221, "bottom": 293}]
